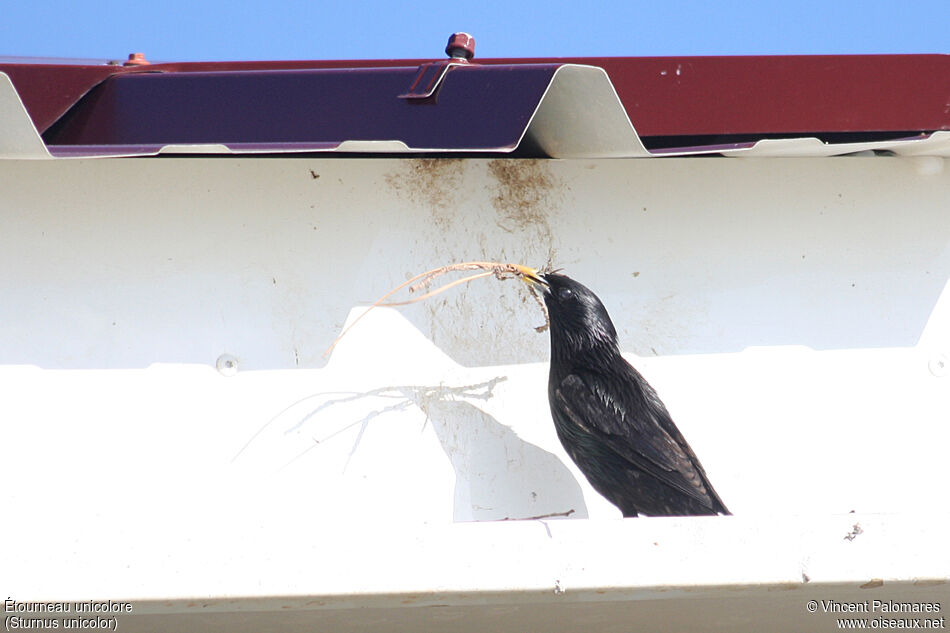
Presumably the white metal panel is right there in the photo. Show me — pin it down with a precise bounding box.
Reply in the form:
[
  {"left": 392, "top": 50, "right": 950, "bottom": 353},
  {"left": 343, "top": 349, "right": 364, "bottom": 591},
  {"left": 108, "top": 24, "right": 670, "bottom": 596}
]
[
  {"left": 3, "top": 515, "right": 948, "bottom": 632},
  {"left": 721, "top": 131, "right": 950, "bottom": 157},
  {"left": 0, "top": 72, "right": 49, "bottom": 159},
  {"left": 1, "top": 156, "right": 948, "bottom": 629}
]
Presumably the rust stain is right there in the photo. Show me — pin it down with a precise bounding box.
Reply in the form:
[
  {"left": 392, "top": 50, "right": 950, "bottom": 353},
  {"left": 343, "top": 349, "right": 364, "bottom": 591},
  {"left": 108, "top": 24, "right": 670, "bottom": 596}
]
[{"left": 860, "top": 579, "right": 884, "bottom": 589}]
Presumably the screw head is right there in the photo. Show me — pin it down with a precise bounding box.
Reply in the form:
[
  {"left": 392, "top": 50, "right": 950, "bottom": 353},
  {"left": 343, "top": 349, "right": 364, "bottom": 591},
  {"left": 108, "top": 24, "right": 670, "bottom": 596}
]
[
  {"left": 445, "top": 32, "right": 475, "bottom": 60},
  {"left": 929, "top": 353, "right": 949, "bottom": 377},
  {"left": 216, "top": 353, "right": 239, "bottom": 377},
  {"left": 123, "top": 52, "right": 150, "bottom": 66}
]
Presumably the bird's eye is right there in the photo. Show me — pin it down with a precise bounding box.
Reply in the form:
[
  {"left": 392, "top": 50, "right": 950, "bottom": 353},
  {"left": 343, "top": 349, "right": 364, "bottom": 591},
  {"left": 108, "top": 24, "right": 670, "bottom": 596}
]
[{"left": 558, "top": 287, "right": 573, "bottom": 300}]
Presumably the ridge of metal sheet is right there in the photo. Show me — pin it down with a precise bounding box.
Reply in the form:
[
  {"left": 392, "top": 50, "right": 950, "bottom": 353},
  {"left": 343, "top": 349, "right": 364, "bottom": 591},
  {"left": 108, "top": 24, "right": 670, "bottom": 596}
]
[
  {"left": 0, "top": 72, "right": 51, "bottom": 159},
  {"left": 520, "top": 64, "right": 649, "bottom": 158}
]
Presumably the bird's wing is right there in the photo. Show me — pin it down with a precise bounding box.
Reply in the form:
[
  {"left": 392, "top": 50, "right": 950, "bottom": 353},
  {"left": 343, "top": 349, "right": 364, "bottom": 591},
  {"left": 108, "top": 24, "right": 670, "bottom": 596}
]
[{"left": 553, "top": 372, "right": 717, "bottom": 507}]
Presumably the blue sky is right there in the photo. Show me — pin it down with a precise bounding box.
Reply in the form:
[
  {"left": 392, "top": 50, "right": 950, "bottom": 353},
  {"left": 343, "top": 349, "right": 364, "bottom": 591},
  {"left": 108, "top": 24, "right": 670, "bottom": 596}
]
[{"left": 2, "top": 1, "right": 948, "bottom": 62}]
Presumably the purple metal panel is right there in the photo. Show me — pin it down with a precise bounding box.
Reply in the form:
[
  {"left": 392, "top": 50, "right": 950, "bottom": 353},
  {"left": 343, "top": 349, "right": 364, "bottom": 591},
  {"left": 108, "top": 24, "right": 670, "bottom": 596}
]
[{"left": 43, "top": 65, "right": 560, "bottom": 151}]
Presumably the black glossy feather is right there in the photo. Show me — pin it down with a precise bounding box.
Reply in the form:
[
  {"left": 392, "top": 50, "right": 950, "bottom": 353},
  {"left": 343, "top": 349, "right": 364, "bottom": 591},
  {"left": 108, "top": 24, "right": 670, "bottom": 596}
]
[{"left": 537, "top": 272, "right": 729, "bottom": 517}]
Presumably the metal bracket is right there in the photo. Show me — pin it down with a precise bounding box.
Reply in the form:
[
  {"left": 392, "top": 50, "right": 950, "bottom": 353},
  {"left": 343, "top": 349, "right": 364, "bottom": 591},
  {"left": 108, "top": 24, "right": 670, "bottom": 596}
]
[{"left": 398, "top": 61, "right": 467, "bottom": 100}]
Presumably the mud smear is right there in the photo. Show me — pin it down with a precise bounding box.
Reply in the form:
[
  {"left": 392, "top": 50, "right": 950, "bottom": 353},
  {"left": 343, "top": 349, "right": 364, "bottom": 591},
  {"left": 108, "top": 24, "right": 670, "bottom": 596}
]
[
  {"left": 487, "top": 159, "right": 561, "bottom": 245},
  {"left": 379, "top": 158, "right": 565, "bottom": 366},
  {"left": 384, "top": 158, "right": 466, "bottom": 230}
]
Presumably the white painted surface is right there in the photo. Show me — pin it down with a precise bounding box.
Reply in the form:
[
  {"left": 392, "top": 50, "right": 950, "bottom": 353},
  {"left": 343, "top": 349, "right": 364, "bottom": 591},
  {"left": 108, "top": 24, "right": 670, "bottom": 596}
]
[
  {"left": 3, "top": 514, "right": 949, "bottom": 632},
  {"left": 1, "top": 156, "right": 948, "bottom": 630},
  {"left": 0, "top": 73, "right": 49, "bottom": 159}
]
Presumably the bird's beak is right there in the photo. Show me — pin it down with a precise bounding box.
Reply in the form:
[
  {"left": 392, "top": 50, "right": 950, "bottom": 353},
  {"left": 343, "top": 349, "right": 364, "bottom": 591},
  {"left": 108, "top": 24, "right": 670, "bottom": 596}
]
[{"left": 514, "top": 264, "right": 548, "bottom": 289}]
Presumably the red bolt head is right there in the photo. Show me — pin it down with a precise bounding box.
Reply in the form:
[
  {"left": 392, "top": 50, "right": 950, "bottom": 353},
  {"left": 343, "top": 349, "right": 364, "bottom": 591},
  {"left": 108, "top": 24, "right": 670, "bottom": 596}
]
[
  {"left": 445, "top": 32, "right": 475, "bottom": 60},
  {"left": 123, "top": 52, "right": 150, "bottom": 66}
]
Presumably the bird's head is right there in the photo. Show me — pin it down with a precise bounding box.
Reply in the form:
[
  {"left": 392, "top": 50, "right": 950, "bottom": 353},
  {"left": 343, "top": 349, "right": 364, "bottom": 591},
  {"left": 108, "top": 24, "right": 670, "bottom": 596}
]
[{"left": 517, "top": 267, "right": 619, "bottom": 357}]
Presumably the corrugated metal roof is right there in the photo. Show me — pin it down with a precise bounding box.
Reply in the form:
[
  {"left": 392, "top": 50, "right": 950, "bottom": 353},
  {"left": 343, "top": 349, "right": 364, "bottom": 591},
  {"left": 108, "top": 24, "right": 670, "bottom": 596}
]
[{"left": 2, "top": 53, "right": 950, "bottom": 158}]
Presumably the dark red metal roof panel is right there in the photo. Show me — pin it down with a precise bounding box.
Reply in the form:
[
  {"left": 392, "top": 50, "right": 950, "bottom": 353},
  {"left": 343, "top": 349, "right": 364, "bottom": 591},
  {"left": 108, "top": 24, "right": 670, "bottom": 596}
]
[
  {"left": 589, "top": 55, "right": 950, "bottom": 136},
  {"left": 0, "top": 63, "right": 122, "bottom": 133}
]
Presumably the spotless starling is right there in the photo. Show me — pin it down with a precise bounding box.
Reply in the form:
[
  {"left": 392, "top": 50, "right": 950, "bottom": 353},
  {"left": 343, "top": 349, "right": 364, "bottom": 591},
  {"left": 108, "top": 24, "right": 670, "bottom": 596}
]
[{"left": 518, "top": 268, "right": 730, "bottom": 517}]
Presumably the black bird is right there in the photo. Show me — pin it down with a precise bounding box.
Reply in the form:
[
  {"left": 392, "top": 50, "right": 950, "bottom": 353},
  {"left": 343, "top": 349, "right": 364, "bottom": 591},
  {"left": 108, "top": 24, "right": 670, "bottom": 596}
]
[{"left": 519, "top": 268, "right": 729, "bottom": 517}]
